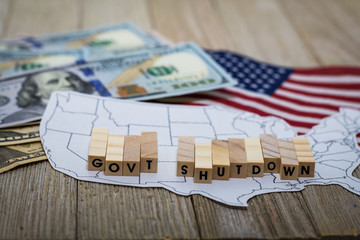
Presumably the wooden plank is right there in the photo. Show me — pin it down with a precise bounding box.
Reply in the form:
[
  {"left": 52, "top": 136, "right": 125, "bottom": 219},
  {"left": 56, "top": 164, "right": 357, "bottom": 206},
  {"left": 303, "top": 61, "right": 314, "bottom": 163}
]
[
  {"left": 6, "top": 0, "right": 79, "bottom": 36},
  {"left": 82, "top": 0, "right": 152, "bottom": 30},
  {"left": 0, "top": 161, "right": 77, "bottom": 239},
  {"left": 77, "top": 182, "right": 200, "bottom": 239},
  {"left": 0, "top": 0, "right": 10, "bottom": 38},
  {"left": 281, "top": 0, "right": 360, "bottom": 65}
]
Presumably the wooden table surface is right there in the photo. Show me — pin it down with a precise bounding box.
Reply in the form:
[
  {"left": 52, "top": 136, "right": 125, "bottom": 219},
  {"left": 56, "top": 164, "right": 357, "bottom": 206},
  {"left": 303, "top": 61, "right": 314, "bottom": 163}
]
[{"left": 1, "top": 0, "right": 360, "bottom": 239}]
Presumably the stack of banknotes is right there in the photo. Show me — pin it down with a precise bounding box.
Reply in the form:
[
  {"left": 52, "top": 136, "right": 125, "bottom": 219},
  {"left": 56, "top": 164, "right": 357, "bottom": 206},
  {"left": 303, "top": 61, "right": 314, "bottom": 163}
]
[{"left": 0, "top": 22, "right": 236, "bottom": 173}]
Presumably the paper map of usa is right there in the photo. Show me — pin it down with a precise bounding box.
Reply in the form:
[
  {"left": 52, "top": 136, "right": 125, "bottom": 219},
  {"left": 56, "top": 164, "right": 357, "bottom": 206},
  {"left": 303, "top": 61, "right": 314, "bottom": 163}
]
[{"left": 40, "top": 91, "right": 360, "bottom": 207}]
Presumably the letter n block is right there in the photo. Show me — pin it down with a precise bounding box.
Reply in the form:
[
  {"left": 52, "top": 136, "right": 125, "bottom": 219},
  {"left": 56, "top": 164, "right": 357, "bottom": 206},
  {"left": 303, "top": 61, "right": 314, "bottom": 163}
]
[
  {"left": 176, "top": 136, "right": 195, "bottom": 177},
  {"left": 140, "top": 132, "right": 158, "bottom": 173},
  {"left": 228, "top": 138, "right": 247, "bottom": 178},
  {"left": 244, "top": 138, "right": 264, "bottom": 177},
  {"left": 211, "top": 140, "right": 230, "bottom": 180},
  {"left": 123, "top": 135, "right": 141, "bottom": 176},
  {"left": 293, "top": 137, "right": 315, "bottom": 177},
  {"left": 88, "top": 128, "right": 108, "bottom": 171},
  {"left": 278, "top": 139, "right": 299, "bottom": 180},
  {"left": 260, "top": 134, "right": 281, "bottom": 173},
  {"left": 194, "top": 143, "right": 212, "bottom": 183},
  {"left": 105, "top": 135, "right": 125, "bottom": 176}
]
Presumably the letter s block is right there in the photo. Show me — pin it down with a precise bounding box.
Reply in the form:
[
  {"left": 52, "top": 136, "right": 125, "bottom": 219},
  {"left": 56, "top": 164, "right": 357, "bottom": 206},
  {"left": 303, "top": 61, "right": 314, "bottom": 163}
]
[{"left": 176, "top": 136, "right": 195, "bottom": 177}]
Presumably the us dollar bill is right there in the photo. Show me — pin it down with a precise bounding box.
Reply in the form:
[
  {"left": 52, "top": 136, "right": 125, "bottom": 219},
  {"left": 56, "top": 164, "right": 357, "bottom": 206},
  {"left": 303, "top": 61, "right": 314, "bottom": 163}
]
[
  {"left": 0, "top": 43, "right": 236, "bottom": 128},
  {"left": 0, "top": 22, "right": 163, "bottom": 53},
  {"left": 0, "top": 125, "right": 40, "bottom": 146},
  {"left": 0, "top": 49, "right": 88, "bottom": 78},
  {"left": 0, "top": 142, "right": 47, "bottom": 174}
]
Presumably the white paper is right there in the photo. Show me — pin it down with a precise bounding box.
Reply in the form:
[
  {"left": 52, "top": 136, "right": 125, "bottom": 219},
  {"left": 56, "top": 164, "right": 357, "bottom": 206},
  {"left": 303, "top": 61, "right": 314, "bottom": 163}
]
[{"left": 40, "top": 91, "right": 360, "bottom": 207}]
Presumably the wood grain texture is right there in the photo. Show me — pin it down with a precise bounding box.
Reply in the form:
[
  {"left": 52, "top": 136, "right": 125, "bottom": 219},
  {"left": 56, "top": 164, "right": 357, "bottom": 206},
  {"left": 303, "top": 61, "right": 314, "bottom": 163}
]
[
  {"left": 140, "top": 132, "right": 158, "bottom": 173},
  {"left": 211, "top": 139, "right": 230, "bottom": 180},
  {"left": 228, "top": 138, "right": 247, "bottom": 178},
  {"left": 105, "top": 135, "right": 124, "bottom": 176},
  {"left": 1, "top": 0, "right": 360, "bottom": 239},
  {"left": 176, "top": 136, "right": 195, "bottom": 177},
  {"left": 123, "top": 135, "right": 140, "bottom": 176},
  {"left": 260, "top": 134, "right": 281, "bottom": 173}
]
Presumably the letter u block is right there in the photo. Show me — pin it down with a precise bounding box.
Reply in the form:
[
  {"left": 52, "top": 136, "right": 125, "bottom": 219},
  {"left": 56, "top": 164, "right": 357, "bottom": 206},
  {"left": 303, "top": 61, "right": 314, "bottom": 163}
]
[
  {"left": 211, "top": 140, "right": 230, "bottom": 180},
  {"left": 194, "top": 143, "right": 212, "bottom": 183},
  {"left": 88, "top": 128, "right": 109, "bottom": 171},
  {"left": 244, "top": 138, "right": 264, "bottom": 177},
  {"left": 176, "top": 136, "right": 195, "bottom": 177}
]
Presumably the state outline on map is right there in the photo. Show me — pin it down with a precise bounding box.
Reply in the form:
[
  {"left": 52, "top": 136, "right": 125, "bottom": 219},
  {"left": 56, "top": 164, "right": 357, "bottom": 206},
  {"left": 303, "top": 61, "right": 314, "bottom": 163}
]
[{"left": 40, "top": 91, "right": 360, "bottom": 207}]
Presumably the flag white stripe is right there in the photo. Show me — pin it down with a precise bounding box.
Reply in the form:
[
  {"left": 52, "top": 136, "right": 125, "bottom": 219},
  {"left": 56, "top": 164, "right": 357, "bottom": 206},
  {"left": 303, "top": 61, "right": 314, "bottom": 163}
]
[
  {"left": 204, "top": 91, "right": 322, "bottom": 124},
  {"left": 223, "top": 87, "right": 336, "bottom": 115},
  {"left": 275, "top": 89, "right": 360, "bottom": 108},
  {"left": 283, "top": 82, "right": 360, "bottom": 97},
  {"left": 290, "top": 74, "right": 360, "bottom": 83}
]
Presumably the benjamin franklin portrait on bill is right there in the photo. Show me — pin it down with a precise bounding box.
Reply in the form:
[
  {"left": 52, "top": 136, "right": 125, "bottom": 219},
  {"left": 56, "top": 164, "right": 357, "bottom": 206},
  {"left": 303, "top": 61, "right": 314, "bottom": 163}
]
[{"left": 2, "top": 70, "right": 94, "bottom": 123}]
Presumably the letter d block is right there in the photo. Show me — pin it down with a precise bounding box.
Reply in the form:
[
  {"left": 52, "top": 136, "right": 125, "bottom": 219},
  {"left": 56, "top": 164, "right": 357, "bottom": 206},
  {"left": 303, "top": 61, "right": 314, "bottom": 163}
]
[
  {"left": 211, "top": 140, "right": 230, "bottom": 180},
  {"left": 245, "top": 138, "right": 264, "bottom": 177},
  {"left": 140, "top": 132, "right": 158, "bottom": 173},
  {"left": 194, "top": 143, "right": 212, "bottom": 183},
  {"left": 228, "top": 138, "right": 247, "bottom": 178},
  {"left": 176, "top": 136, "right": 195, "bottom": 177},
  {"left": 123, "top": 135, "right": 141, "bottom": 176}
]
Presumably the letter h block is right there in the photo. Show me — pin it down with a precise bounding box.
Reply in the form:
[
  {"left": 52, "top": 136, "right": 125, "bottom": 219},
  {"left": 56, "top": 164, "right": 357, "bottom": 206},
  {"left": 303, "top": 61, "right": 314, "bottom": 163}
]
[
  {"left": 194, "top": 143, "right": 212, "bottom": 183},
  {"left": 88, "top": 128, "right": 109, "bottom": 171}
]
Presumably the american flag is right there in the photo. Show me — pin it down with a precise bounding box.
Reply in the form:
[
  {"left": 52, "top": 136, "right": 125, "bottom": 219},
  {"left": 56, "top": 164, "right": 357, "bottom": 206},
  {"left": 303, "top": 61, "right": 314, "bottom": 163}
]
[{"left": 159, "top": 50, "right": 360, "bottom": 143}]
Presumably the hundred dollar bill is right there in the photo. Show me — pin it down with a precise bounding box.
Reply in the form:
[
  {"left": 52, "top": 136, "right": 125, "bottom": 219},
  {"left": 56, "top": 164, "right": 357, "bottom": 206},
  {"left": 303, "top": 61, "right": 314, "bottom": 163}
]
[
  {"left": 0, "top": 22, "right": 164, "bottom": 53},
  {"left": 0, "top": 49, "right": 88, "bottom": 78},
  {"left": 0, "top": 42, "right": 236, "bottom": 128},
  {"left": 0, "top": 142, "right": 47, "bottom": 174},
  {"left": 0, "top": 125, "right": 40, "bottom": 146}
]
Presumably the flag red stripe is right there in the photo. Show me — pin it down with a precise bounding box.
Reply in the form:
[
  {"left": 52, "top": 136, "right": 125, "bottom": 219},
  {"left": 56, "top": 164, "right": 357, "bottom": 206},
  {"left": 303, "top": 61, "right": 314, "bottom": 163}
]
[
  {"left": 287, "top": 78, "right": 360, "bottom": 89},
  {"left": 294, "top": 67, "right": 360, "bottom": 76},
  {"left": 271, "top": 91, "right": 341, "bottom": 111},
  {"left": 280, "top": 85, "right": 360, "bottom": 104},
  {"left": 216, "top": 88, "right": 329, "bottom": 119},
  {"left": 191, "top": 93, "right": 316, "bottom": 129}
]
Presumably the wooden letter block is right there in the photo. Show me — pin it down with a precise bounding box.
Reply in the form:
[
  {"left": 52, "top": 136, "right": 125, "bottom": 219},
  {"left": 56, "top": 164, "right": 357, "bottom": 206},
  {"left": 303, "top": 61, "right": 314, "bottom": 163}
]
[
  {"left": 278, "top": 139, "right": 299, "bottom": 180},
  {"left": 140, "top": 132, "right": 158, "bottom": 173},
  {"left": 260, "top": 134, "right": 281, "bottom": 173},
  {"left": 244, "top": 138, "right": 264, "bottom": 177},
  {"left": 194, "top": 143, "right": 212, "bottom": 183},
  {"left": 228, "top": 138, "right": 247, "bottom": 178},
  {"left": 293, "top": 137, "right": 315, "bottom": 177},
  {"left": 176, "top": 136, "right": 195, "bottom": 177},
  {"left": 105, "top": 135, "right": 125, "bottom": 176},
  {"left": 211, "top": 140, "right": 230, "bottom": 180},
  {"left": 123, "top": 135, "right": 141, "bottom": 176},
  {"left": 88, "top": 128, "right": 109, "bottom": 171}
]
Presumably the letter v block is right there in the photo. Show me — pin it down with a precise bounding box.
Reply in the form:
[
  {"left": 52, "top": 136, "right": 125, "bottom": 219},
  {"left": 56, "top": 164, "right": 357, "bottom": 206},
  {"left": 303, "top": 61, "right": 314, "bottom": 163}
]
[
  {"left": 293, "top": 137, "right": 315, "bottom": 177},
  {"left": 194, "top": 143, "right": 212, "bottom": 183},
  {"left": 278, "top": 139, "right": 299, "bottom": 180},
  {"left": 88, "top": 128, "right": 108, "bottom": 171},
  {"left": 211, "top": 140, "right": 230, "bottom": 180},
  {"left": 123, "top": 135, "right": 141, "bottom": 176},
  {"left": 140, "top": 132, "right": 158, "bottom": 173},
  {"left": 176, "top": 136, "right": 195, "bottom": 177}
]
